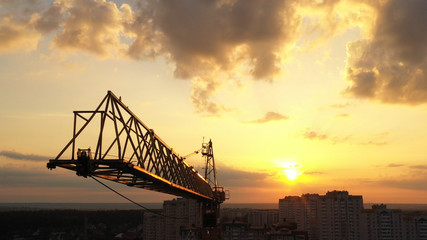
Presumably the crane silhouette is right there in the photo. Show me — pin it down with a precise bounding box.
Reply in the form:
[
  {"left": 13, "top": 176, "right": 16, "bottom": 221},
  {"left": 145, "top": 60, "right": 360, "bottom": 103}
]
[{"left": 47, "top": 91, "right": 227, "bottom": 237}]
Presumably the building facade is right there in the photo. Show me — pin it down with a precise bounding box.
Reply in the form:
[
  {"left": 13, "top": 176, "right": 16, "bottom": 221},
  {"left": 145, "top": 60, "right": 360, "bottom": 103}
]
[
  {"left": 143, "top": 198, "right": 202, "bottom": 240},
  {"left": 279, "top": 190, "right": 363, "bottom": 240}
]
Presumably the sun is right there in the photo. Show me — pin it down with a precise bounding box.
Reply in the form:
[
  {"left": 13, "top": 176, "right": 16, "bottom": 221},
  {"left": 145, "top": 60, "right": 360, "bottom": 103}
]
[
  {"left": 283, "top": 168, "right": 300, "bottom": 181},
  {"left": 278, "top": 161, "right": 303, "bottom": 182}
]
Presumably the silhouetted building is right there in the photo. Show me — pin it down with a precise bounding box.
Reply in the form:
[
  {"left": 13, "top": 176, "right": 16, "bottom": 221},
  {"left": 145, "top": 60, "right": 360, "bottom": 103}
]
[
  {"left": 402, "top": 214, "right": 427, "bottom": 240},
  {"left": 415, "top": 217, "right": 427, "bottom": 240},
  {"left": 143, "top": 212, "right": 164, "bottom": 240},
  {"left": 362, "top": 204, "right": 404, "bottom": 240},
  {"left": 222, "top": 220, "right": 248, "bottom": 240},
  {"left": 248, "top": 209, "right": 279, "bottom": 227},
  {"left": 266, "top": 219, "right": 308, "bottom": 240},
  {"left": 279, "top": 190, "right": 363, "bottom": 240},
  {"left": 143, "top": 198, "right": 202, "bottom": 240}
]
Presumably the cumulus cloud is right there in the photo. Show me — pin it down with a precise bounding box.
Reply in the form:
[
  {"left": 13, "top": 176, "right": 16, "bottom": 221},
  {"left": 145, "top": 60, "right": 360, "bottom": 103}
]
[
  {"left": 4, "top": 0, "right": 421, "bottom": 114},
  {"left": 0, "top": 16, "right": 41, "bottom": 53},
  {"left": 0, "top": 150, "right": 49, "bottom": 161},
  {"left": 52, "top": 0, "right": 131, "bottom": 57},
  {"left": 345, "top": 0, "right": 427, "bottom": 104},
  {"left": 248, "top": 111, "right": 289, "bottom": 124},
  {"left": 0, "top": 0, "right": 305, "bottom": 114},
  {"left": 147, "top": 0, "right": 302, "bottom": 113},
  {"left": 150, "top": 0, "right": 300, "bottom": 80}
]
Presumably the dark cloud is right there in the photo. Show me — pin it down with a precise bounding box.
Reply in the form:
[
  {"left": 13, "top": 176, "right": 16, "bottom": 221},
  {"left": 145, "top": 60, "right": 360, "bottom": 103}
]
[
  {"left": 34, "top": 1, "right": 64, "bottom": 34},
  {"left": 0, "top": 150, "right": 49, "bottom": 161},
  {"left": 145, "top": 0, "right": 301, "bottom": 113},
  {"left": 345, "top": 0, "right": 427, "bottom": 104},
  {"left": 150, "top": 0, "right": 298, "bottom": 80},
  {"left": 0, "top": 166, "right": 87, "bottom": 187},
  {"left": 217, "top": 165, "right": 273, "bottom": 187},
  {"left": 303, "top": 130, "right": 328, "bottom": 140},
  {"left": 248, "top": 111, "right": 289, "bottom": 124}
]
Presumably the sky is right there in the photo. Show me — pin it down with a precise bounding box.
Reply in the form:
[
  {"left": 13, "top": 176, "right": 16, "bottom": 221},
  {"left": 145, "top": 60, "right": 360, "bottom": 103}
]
[{"left": 1, "top": 0, "right": 427, "bottom": 204}]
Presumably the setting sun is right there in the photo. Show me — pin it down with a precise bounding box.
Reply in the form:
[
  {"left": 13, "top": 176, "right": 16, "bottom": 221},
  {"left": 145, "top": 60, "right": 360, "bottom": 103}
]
[
  {"left": 278, "top": 161, "right": 304, "bottom": 182},
  {"left": 283, "top": 168, "right": 300, "bottom": 181}
]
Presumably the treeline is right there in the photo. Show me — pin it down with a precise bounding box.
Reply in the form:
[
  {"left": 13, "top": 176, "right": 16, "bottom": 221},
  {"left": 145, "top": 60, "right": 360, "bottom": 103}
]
[{"left": 0, "top": 209, "right": 146, "bottom": 239}]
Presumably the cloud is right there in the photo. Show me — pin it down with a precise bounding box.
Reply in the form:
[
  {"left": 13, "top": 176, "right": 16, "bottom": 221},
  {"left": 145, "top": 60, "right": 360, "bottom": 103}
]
[
  {"left": 330, "top": 103, "right": 350, "bottom": 109},
  {"left": 34, "top": 0, "right": 64, "bottom": 34},
  {"left": 0, "top": 166, "right": 96, "bottom": 188},
  {"left": 150, "top": 0, "right": 300, "bottom": 80},
  {"left": 0, "top": 16, "right": 41, "bottom": 53},
  {"left": 335, "top": 113, "right": 349, "bottom": 118},
  {"left": 52, "top": 0, "right": 130, "bottom": 57},
  {"left": 190, "top": 75, "right": 229, "bottom": 115},
  {"left": 358, "top": 140, "right": 387, "bottom": 146},
  {"left": 302, "top": 129, "right": 389, "bottom": 146},
  {"left": 248, "top": 111, "right": 289, "bottom": 124},
  {"left": 377, "top": 178, "right": 427, "bottom": 191},
  {"left": 409, "top": 165, "right": 427, "bottom": 170},
  {"left": 4, "top": 0, "right": 418, "bottom": 115},
  {"left": 217, "top": 165, "right": 273, "bottom": 187},
  {"left": 387, "top": 163, "right": 405, "bottom": 168},
  {"left": 147, "top": 0, "right": 302, "bottom": 114},
  {"left": 345, "top": 0, "right": 427, "bottom": 104},
  {"left": 0, "top": 150, "right": 49, "bottom": 161},
  {"left": 303, "top": 129, "right": 329, "bottom": 140},
  {"left": 0, "top": 0, "right": 305, "bottom": 115}
]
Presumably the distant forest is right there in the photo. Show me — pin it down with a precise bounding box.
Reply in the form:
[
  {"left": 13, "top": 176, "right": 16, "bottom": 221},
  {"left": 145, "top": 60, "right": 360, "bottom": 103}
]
[{"left": 0, "top": 209, "right": 146, "bottom": 239}]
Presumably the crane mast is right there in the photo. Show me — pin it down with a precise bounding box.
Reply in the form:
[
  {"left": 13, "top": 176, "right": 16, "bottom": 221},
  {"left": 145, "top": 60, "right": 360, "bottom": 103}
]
[{"left": 46, "top": 91, "right": 227, "bottom": 235}]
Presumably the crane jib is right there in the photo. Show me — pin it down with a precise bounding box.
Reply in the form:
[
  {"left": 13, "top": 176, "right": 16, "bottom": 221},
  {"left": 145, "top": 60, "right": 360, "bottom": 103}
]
[{"left": 46, "top": 91, "right": 226, "bottom": 204}]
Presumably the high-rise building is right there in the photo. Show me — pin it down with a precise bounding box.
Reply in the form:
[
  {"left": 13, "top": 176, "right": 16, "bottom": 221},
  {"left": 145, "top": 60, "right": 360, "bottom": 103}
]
[
  {"left": 403, "top": 215, "right": 427, "bottom": 240},
  {"left": 362, "top": 204, "right": 404, "bottom": 240},
  {"left": 415, "top": 217, "right": 427, "bottom": 240},
  {"left": 143, "top": 212, "right": 165, "bottom": 240},
  {"left": 248, "top": 209, "right": 279, "bottom": 227},
  {"left": 279, "top": 190, "right": 364, "bottom": 240},
  {"left": 143, "top": 198, "right": 202, "bottom": 240},
  {"left": 279, "top": 194, "right": 320, "bottom": 240}
]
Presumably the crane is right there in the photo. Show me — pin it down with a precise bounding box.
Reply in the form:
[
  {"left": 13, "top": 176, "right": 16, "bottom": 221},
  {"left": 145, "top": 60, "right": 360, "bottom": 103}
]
[{"left": 46, "top": 91, "right": 227, "bottom": 236}]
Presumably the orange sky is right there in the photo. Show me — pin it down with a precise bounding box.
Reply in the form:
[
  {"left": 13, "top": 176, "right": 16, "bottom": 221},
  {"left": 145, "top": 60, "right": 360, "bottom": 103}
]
[{"left": 1, "top": 0, "right": 427, "bottom": 204}]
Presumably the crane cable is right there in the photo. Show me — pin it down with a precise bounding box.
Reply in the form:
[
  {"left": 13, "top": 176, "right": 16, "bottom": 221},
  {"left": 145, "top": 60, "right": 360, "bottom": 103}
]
[{"left": 90, "top": 176, "right": 187, "bottom": 220}]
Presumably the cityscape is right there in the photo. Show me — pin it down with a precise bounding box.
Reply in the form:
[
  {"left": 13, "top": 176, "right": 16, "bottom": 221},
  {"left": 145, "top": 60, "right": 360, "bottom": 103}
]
[{"left": 2, "top": 190, "right": 427, "bottom": 240}]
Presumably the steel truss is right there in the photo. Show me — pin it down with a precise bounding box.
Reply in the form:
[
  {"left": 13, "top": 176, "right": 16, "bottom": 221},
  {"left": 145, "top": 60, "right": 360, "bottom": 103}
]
[{"left": 47, "top": 91, "right": 215, "bottom": 202}]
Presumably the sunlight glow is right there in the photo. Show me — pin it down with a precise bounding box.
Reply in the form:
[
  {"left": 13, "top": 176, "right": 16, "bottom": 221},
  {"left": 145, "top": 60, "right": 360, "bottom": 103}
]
[{"left": 278, "top": 160, "right": 304, "bottom": 182}]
